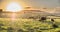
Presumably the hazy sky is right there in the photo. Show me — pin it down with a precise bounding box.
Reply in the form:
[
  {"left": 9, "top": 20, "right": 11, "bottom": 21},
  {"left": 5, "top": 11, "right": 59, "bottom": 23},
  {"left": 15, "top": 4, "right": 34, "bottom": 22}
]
[
  {"left": 0, "top": 0, "right": 60, "bottom": 9},
  {"left": 20, "top": 0, "right": 60, "bottom": 8}
]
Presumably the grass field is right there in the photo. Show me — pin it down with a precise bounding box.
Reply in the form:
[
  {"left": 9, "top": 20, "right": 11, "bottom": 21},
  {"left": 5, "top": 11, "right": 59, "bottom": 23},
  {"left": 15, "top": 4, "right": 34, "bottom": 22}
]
[{"left": 0, "top": 18, "right": 60, "bottom": 32}]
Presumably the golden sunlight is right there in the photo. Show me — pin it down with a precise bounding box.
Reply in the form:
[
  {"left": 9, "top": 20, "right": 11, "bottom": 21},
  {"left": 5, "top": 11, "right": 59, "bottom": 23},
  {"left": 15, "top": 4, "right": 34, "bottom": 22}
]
[{"left": 6, "top": 2, "right": 23, "bottom": 12}]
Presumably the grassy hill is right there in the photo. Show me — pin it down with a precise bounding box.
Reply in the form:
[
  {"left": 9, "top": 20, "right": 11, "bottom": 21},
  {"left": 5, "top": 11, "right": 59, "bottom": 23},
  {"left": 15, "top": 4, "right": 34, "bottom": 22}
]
[{"left": 0, "top": 18, "right": 60, "bottom": 32}]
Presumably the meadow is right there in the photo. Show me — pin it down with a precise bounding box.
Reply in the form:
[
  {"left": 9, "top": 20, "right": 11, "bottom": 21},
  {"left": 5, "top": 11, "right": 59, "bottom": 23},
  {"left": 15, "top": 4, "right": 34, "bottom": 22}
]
[{"left": 0, "top": 18, "right": 60, "bottom": 32}]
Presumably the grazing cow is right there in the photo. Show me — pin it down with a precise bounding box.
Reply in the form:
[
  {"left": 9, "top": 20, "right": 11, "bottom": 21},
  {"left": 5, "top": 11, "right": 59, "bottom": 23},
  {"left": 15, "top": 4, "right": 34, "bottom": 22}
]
[
  {"left": 39, "top": 16, "right": 46, "bottom": 22},
  {"left": 51, "top": 18, "right": 54, "bottom": 22}
]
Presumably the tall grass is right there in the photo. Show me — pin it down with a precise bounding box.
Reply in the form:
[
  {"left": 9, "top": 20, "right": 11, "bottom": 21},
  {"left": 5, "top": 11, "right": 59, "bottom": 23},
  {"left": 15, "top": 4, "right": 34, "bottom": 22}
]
[{"left": 0, "top": 18, "right": 60, "bottom": 32}]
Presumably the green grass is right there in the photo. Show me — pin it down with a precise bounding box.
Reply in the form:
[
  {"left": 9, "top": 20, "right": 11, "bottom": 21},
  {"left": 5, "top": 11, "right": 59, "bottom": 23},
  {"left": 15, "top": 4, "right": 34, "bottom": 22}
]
[{"left": 0, "top": 18, "right": 60, "bottom": 32}]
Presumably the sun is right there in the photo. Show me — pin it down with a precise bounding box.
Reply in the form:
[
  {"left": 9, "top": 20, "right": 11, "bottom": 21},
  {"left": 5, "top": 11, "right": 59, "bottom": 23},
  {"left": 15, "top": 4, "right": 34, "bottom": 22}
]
[{"left": 6, "top": 2, "right": 23, "bottom": 12}]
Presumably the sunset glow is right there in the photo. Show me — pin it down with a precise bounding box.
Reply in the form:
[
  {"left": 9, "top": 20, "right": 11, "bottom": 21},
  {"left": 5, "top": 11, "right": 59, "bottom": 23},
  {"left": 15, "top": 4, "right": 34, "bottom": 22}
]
[{"left": 6, "top": 2, "right": 23, "bottom": 12}]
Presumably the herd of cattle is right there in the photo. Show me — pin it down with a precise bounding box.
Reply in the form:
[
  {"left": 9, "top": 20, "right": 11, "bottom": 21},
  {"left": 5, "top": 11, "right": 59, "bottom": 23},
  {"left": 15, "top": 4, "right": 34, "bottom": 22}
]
[{"left": 39, "top": 16, "right": 59, "bottom": 29}]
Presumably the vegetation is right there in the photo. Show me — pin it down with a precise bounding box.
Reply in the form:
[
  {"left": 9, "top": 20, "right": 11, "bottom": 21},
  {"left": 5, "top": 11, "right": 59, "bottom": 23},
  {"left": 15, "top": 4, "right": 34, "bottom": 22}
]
[{"left": 0, "top": 18, "right": 60, "bottom": 32}]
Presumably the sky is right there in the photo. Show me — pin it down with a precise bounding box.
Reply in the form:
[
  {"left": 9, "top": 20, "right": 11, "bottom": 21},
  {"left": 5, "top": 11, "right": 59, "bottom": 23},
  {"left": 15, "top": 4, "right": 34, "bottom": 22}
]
[
  {"left": 0, "top": 0, "right": 60, "bottom": 9},
  {"left": 21, "top": 0, "right": 60, "bottom": 8}
]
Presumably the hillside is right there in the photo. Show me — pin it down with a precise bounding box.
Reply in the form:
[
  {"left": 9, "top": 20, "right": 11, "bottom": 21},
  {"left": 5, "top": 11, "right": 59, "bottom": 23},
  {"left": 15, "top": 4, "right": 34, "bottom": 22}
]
[{"left": 1, "top": 9, "right": 60, "bottom": 18}]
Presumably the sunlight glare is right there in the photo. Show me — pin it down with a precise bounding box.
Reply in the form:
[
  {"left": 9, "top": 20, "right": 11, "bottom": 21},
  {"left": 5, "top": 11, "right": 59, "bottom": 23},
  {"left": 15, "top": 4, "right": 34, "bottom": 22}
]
[{"left": 6, "top": 2, "right": 22, "bottom": 12}]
